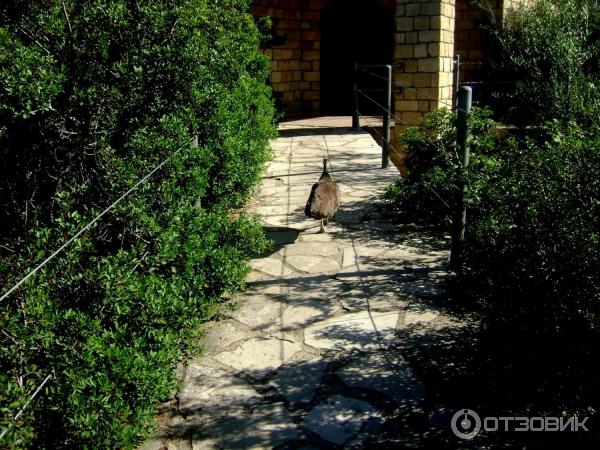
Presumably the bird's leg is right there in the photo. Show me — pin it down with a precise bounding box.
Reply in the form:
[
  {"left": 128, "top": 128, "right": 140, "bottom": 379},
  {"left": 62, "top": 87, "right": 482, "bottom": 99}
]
[{"left": 319, "top": 218, "right": 325, "bottom": 233}]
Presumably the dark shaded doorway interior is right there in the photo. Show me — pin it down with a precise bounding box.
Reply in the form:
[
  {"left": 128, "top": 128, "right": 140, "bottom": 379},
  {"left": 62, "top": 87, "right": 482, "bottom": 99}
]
[{"left": 321, "top": 0, "right": 395, "bottom": 115}]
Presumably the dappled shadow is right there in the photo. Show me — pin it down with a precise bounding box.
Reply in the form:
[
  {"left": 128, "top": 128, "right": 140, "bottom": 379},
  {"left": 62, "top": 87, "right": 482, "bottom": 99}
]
[
  {"left": 147, "top": 402, "right": 301, "bottom": 449},
  {"left": 327, "top": 199, "right": 449, "bottom": 248},
  {"left": 367, "top": 322, "right": 600, "bottom": 450},
  {"left": 262, "top": 157, "right": 390, "bottom": 183},
  {"left": 138, "top": 119, "right": 489, "bottom": 449},
  {"left": 262, "top": 166, "right": 383, "bottom": 180},
  {"left": 146, "top": 200, "right": 471, "bottom": 446},
  {"left": 245, "top": 205, "right": 456, "bottom": 336},
  {"left": 302, "top": 310, "right": 402, "bottom": 350},
  {"left": 259, "top": 226, "right": 299, "bottom": 257},
  {"left": 143, "top": 321, "right": 483, "bottom": 449}
]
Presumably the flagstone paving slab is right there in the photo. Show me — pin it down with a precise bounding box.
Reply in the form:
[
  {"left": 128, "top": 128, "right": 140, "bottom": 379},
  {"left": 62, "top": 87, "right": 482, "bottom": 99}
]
[
  {"left": 285, "top": 255, "right": 341, "bottom": 274},
  {"left": 303, "top": 395, "right": 381, "bottom": 445},
  {"left": 191, "top": 403, "right": 300, "bottom": 449},
  {"left": 278, "top": 241, "right": 339, "bottom": 257},
  {"left": 202, "top": 322, "right": 247, "bottom": 355},
  {"left": 336, "top": 352, "right": 425, "bottom": 407},
  {"left": 227, "top": 295, "right": 284, "bottom": 330},
  {"left": 268, "top": 359, "right": 328, "bottom": 407},
  {"left": 250, "top": 258, "right": 292, "bottom": 278},
  {"left": 213, "top": 336, "right": 302, "bottom": 378},
  {"left": 280, "top": 300, "right": 339, "bottom": 330},
  {"left": 177, "top": 366, "right": 262, "bottom": 416},
  {"left": 303, "top": 310, "right": 402, "bottom": 351}
]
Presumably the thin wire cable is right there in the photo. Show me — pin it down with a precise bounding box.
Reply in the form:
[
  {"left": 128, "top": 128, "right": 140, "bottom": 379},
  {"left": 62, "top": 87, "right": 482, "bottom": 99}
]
[
  {"left": 360, "top": 69, "right": 564, "bottom": 159},
  {"left": 0, "top": 139, "right": 191, "bottom": 436},
  {"left": 0, "top": 140, "right": 190, "bottom": 303},
  {"left": 360, "top": 75, "right": 580, "bottom": 208},
  {"left": 362, "top": 68, "right": 461, "bottom": 112},
  {"left": 360, "top": 115, "right": 452, "bottom": 212},
  {"left": 358, "top": 118, "right": 410, "bottom": 180},
  {"left": 357, "top": 89, "right": 453, "bottom": 163},
  {"left": 357, "top": 89, "right": 404, "bottom": 125},
  {"left": 460, "top": 61, "right": 485, "bottom": 66},
  {"left": 356, "top": 95, "right": 455, "bottom": 212},
  {"left": 361, "top": 67, "right": 568, "bottom": 154},
  {"left": 358, "top": 68, "right": 584, "bottom": 211},
  {"left": 0, "top": 374, "right": 52, "bottom": 440},
  {"left": 358, "top": 113, "right": 404, "bottom": 157}
]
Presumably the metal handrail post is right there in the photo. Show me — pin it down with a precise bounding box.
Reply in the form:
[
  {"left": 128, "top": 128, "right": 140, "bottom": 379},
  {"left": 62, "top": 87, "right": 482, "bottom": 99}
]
[
  {"left": 382, "top": 64, "right": 392, "bottom": 168},
  {"left": 450, "top": 86, "right": 472, "bottom": 270},
  {"left": 453, "top": 54, "right": 461, "bottom": 111},
  {"left": 352, "top": 60, "right": 360, "bottom": 131}
]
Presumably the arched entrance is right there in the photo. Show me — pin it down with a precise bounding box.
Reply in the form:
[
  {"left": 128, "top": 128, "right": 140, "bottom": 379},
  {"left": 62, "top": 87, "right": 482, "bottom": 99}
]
[{"left": 320, "top": 0, "right": 395, "bottom": 115}]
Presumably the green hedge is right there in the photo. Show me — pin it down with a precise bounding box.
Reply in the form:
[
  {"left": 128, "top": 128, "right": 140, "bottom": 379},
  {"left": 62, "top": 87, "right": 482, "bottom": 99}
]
[
  {"left": 384, "top": 107, "right": 497, "bottom": 228},
  {"left": 0, "top": 1, "right": 275, "bottom": 447},
  {"left": 464, "top": 121, "right": 600, "bottom": 341},
  {"left": 488, "top": 0, "right": 600, "bottom": 126},
  {"left": 386, "top": 1, "right": 600, "bottom": 385},
  {"left": 386, "top": 108, "right": 600, "bottom": 401}
]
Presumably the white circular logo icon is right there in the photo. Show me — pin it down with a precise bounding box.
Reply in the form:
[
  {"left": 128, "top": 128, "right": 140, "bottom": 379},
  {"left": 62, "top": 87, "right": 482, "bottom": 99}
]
[{"left": 451, "top": 409, "right": 482, "bottom": 440}]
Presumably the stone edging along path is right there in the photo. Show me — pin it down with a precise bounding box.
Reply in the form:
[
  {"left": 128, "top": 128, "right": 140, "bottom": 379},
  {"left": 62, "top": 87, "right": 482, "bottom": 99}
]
[{"left": 139, "top": 117, "right": 466, "bottom": 449}]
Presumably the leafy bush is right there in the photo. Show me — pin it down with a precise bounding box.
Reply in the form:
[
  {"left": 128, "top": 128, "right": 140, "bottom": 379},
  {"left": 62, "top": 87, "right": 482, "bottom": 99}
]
[
  {"left": 488, "top": 0, "right": 600, "bottom": 126},
  {"left": 384, "top": 108, "right": 497, "bottom": 227},
  {"left": 388, "top": 107, "right": 600, "bottom": 403},
  {"left": 384, "top": 0, "right": 600, "bottom": 426},
  {"left": 465, "top": 122, "right": 600, "bottom": 407},
  {"left": 0, "top": 0, "right": 275, "bottom": 447},
  {"left": 464, "top": 123, "right": 600, "bottom": 336}
]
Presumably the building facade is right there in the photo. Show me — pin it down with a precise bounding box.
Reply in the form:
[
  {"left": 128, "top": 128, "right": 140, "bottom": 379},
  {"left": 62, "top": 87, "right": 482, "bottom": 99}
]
[{"left": 252, "top": 0, "right": 525, "bottom": 129}]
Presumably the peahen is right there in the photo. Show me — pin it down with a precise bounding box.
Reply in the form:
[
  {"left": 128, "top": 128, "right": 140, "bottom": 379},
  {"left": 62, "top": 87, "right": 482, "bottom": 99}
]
[{"left": 305, "top": 158, "right": 341, "bottom": 233}]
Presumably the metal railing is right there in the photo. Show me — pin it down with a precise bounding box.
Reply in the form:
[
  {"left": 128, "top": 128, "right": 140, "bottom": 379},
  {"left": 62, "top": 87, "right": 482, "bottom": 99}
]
[
  {"left": 351, "top": 62, "right": 403, "bottom": 169},
  {"left": 350, "top": 57, "right": 475, "bottom": 268}
]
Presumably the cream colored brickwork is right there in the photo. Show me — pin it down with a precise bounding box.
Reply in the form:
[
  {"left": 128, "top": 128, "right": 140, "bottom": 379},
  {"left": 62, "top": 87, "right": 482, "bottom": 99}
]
[
  {"left": 253, "top": 0, "right": 327, "bottom": 114},
  {"left": 393, "top": 0, "right": 455, "bottom": 155},
  {"left": 253, "top": 0, "right": 520, "bottom": 127}
]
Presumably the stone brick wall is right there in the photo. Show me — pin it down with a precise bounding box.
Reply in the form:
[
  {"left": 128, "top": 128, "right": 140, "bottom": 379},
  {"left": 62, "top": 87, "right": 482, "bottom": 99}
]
[
  {"left": 454, "top": 0, "right": 490, "bottom": 82},
  {"left": 252, "top": 0, "right": 327, "bottom": 114},
  {"left": 455, "top": 0, "right": 532, "bottom": 82},
  {"left": 252, "top": 0, "right": 520, "bottom": 124},
  {"left": 394, "top": 0, "right": 456, "bottom": 123}
]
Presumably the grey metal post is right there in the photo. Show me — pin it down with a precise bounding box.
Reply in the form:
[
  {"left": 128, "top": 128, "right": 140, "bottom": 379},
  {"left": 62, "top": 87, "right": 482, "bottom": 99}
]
[
  {"left": 453, "top": 55, "right": 461, "bottom": 111},
  {"left": 450, "top": 86, "right": 472, "bottom": 270},
  {"left": 382, "top": 64, "right": 392, "bottom": 168},
  {"left": 352, "top": 61, "right": 360, "bottom": 131}
]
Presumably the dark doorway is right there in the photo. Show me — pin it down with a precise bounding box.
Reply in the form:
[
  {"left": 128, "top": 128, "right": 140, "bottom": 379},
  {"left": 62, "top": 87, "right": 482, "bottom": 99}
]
[{"left": 320, "top": 0, "right": 395, "bottom": 115}]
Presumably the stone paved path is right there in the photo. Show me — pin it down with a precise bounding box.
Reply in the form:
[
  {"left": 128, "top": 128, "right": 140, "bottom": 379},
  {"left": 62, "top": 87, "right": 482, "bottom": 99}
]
[{"left": 139, "top": 117, "right": 463, "bottom": 450}]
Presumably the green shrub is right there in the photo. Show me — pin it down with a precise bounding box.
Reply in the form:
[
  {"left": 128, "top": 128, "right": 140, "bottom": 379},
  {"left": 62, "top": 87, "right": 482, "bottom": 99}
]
[
  {"left": 488, "top": 0, "right": 600, "bottom": 126},
  {"left": 387, "top": 107, "right": 600, "bottom": 335},
  {"left": 387, "top": 107, "right": 600, "bottom": 403},
  {"left": 0, "top": 0, "right": 275, "bottom": 447},
  {"left": 385, "top": 0, "right": 600, "bottom": 419},
  {"left": 384, "top": 108, "right": 497, "bottom": 227},
  {"left": 462, "top": 122, "right": 600, "bottom": 405},
  {"left": 464, "top": 122, "right": 600, "bottom": 337}
]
